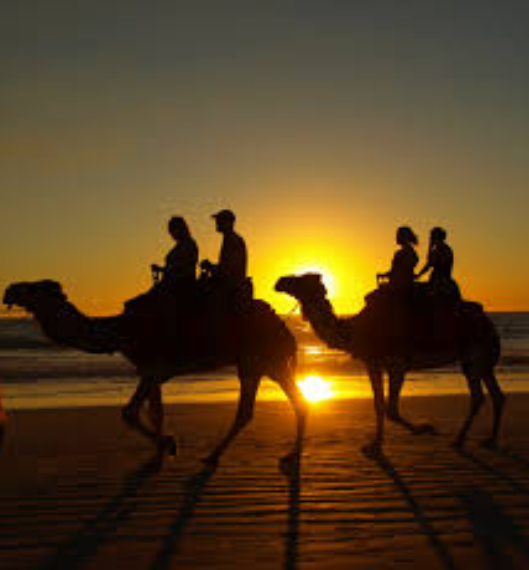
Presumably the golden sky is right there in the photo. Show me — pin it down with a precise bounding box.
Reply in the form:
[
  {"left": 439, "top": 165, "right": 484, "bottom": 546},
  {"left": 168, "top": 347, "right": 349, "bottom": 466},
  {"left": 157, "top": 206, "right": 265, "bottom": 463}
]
[{"left": 1, "top": 2, "right": 529, "bottom": 314}]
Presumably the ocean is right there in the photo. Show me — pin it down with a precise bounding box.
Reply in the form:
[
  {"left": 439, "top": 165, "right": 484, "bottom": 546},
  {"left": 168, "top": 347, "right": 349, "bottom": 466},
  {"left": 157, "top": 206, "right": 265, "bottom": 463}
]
[{"left": 1, "top": 313, "right": 529, "bottom": 410}]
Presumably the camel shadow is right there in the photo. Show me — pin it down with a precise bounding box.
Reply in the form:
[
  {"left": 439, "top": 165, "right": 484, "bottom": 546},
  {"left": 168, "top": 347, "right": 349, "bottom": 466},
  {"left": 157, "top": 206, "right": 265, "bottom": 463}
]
[
  {"left": 459, "top": 486, "right": 529, "bottom": 569},
  {"left": 149, "top": 463, "right": 217, "bottom": 570},
  {"left": 283, "top": 458, "right": 301, "bottom": 570},
  {"left": 456, "top": 447, "right": 529, "bottom": 499},
  {"left": 39, "top": 453, "right": 162, "bottom": 570},
  {"left": 370, "top": 452, "right": 459, "bottom": 570},
  {"left": 495, "top": 446, "right": 529, "bottom": 473}
]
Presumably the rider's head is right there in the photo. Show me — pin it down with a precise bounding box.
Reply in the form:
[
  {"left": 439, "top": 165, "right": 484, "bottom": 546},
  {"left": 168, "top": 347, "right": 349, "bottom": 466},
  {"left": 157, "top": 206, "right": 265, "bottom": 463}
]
[
  {"left": 430, "top": 226, "right": 447, "bottom": 243},
  {"left": 168, "top": 216, "right": 190, "bottom": 241},
  {"left": 212, "top": 209, "right": 235, "bottom": 234},
  {"left": 396, "top": 226, "right": 418, "bottom": 246}
]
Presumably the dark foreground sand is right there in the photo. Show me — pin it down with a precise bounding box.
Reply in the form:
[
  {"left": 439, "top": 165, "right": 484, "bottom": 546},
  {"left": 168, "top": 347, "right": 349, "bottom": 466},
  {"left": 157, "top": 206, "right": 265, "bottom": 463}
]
[{"left": 2, "top": 394, "right": 529, "bottom": 569}]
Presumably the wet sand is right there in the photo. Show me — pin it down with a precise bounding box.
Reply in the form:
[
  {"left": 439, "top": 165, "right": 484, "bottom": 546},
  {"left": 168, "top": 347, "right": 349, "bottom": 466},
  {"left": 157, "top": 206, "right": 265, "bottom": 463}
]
[{"left": 2, "top": 395, "right": 529, "bottom": 569}]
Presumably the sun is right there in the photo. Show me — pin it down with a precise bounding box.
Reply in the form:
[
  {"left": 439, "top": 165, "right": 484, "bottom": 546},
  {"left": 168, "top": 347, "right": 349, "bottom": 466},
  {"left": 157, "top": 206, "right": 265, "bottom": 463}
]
[{"left": 297, "top": 375, "right": 333, "bottom": 403}]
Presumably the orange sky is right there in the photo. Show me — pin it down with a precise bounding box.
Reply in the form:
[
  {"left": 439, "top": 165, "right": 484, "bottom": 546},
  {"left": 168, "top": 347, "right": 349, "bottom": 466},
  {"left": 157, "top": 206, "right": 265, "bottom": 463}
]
[{"left": 1, "top": 3, "right": 529, "bottom": 314}]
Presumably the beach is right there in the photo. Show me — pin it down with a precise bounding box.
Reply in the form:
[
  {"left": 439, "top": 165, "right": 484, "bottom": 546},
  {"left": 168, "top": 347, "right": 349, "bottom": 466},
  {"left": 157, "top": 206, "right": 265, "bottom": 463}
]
[{"left": 3, "top": 395, "right": 529, "bottom": 569}]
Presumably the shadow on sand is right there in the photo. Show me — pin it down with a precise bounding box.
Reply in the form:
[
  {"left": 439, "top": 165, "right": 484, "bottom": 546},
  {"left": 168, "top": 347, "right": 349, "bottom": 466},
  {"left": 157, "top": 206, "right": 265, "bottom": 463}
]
[
  {"left": 284, "top": 459, "right": 301, "bottom": 570},
  {"left": 371, "top": 452, "right": 459, "bottom": 570},
  {"left": 456, "top": 447, "right": 529, "bottom": 568},
  {"left": 149, "top": 463, "right": 217, "bottom": 570},
  {"left": 459, "top": 485, "right": 529, "bottom": 570},
  {"left": 39, "top": 453, "right": 162, "bottom": 570},
  {"left": 149, "top": 459, "right": 302, "bottom": 570}
]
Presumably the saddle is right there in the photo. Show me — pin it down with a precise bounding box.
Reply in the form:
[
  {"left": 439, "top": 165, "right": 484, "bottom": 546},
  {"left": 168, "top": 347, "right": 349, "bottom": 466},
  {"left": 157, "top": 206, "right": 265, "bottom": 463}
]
[
  {"left": 356, "top": 282, "right": 466, "bottom": 354},
  {"left": 121, "top": 277, "right": 255, "bottom": 363}
]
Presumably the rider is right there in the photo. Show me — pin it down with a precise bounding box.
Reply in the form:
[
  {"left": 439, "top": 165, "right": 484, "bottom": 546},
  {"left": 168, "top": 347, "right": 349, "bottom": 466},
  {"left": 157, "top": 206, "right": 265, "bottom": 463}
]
[
  {"left": 416, "top": 226, "right": 460, "bottom": 299},
  {"left": 200, "top": 209, "right": 248, "bottom": 305},
  {"left": 377, "top": 225, "right": 419, "bottom": 296},
  {"left": 152, "top": 216, "right": 198, "bottom": 295},
  {"left": 375, "top": 226, "right": 419, "bottom": 347},
  {"left": 200, "top": 209, "right": 249, "bottom": 361}
]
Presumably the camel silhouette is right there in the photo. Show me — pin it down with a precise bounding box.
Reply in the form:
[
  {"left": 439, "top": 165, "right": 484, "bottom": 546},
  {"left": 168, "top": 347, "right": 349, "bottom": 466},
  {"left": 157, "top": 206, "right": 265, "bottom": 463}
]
[
  {"left": 275, "top": 273, "right": 504, "bottom": 457},
  {"left": 3, "top": 280, "right": 307, "bottom": 470}
]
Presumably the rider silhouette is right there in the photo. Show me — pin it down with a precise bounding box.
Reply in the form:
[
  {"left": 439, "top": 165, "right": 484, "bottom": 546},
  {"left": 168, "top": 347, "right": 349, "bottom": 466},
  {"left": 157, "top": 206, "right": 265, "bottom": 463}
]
[
  {"left": 201, "top": 209, "right": 247, "bottom": 288},
  {"left": 375, "top": 226, "right": 419, "bottom": 348},
  {"left": 152, "top": 216, "right": 198, "bottom": 296},
  {"left": 377, "top": 226, "right": 419, "bottom": 295},
  {"left": 416, "top": 227, "right": 460, "bottom": 299}
]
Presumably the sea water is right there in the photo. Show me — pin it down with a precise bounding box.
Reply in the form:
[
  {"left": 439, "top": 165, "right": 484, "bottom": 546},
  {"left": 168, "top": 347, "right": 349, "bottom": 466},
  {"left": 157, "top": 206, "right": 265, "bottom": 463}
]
[{"left": 1, "top": 314, "right": 529, "bottom": 410}]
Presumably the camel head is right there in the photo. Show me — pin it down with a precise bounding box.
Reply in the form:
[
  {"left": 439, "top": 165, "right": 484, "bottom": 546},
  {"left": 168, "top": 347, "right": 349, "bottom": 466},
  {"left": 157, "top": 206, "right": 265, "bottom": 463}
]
[
  {"left": 3, "top": 280, "right": 67, "bottom": 313},
  {"left": 275, "top": 273, "right": 329, "bottom": 304}
]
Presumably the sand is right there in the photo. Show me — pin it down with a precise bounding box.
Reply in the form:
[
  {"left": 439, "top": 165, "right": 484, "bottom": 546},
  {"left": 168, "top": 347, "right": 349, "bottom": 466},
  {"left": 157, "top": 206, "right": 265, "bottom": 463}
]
[{"left": 2, "top": 394, "right": 529, "bottom": 569}]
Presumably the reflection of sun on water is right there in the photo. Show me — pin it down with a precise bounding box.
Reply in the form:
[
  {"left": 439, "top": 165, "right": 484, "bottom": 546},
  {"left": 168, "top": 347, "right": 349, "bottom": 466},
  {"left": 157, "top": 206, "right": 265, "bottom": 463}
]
[{"left": 297, "top": 375, "right": 333, "bottom": 403}]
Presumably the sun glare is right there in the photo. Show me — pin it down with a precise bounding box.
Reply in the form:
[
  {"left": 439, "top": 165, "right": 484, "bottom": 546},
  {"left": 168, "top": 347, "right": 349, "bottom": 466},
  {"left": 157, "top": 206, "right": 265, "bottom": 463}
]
[{"left": 297, "top": 375, "right": 333, "bottom": 403}]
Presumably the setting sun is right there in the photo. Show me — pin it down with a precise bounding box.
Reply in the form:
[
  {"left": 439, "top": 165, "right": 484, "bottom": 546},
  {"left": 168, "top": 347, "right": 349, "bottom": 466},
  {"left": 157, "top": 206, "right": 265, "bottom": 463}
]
[{"left": 297, "top": 375, "right": 333, "bottom": 403}]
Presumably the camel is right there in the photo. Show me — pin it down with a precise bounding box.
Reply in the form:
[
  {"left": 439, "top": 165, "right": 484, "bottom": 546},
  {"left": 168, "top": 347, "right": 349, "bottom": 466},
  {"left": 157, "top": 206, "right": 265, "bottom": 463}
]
[
  {"left": 3, "top": 280, "right": 307, "bottom": 470},
  {"left": 275, "top": 273, "right": 504, "bottom": 457}
]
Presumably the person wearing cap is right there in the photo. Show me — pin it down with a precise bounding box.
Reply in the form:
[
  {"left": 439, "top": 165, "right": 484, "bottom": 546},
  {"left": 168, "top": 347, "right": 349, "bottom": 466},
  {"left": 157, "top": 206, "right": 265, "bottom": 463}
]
[
  {"left": 377, "top": 225, "right": 419, "bottom": 295},
  {"left": 417, "top": 227, "right": 460, "bottom": 299},
  {"left": 151, "top": 216, "right": 198, "bottom": 293},
  {"left": 201, "top": 209, "right": 247, "bottom": 288}
]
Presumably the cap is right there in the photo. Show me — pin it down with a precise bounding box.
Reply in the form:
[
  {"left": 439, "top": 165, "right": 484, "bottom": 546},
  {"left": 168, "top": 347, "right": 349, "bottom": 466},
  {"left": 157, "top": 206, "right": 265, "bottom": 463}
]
[{"left": 212, "top": 209, "right": 235, "bottom": 223}]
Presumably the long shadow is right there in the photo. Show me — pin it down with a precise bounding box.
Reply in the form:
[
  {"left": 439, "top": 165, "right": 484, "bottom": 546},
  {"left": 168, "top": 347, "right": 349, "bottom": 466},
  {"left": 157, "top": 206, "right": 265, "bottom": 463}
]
[
  {"left": 149, "top": 463, "right": 217, "bottom": 570},
  {"left": 459, "top": 486, "right": 529, "bottom": 569},
  {"left": 40, "top": 453, "right": 162, "bottom": 570},
  {"left": 284, "top": 460, "right": 301, "bottom": 570},
  {"left": 371, "top": 452, "right": 459, "bottom": 570},
  {"left": 496, "top": 446, "right": 529, "bottom": 473},
  {"left": 457, "top": 447, "right": 529, "bottom": 499}
]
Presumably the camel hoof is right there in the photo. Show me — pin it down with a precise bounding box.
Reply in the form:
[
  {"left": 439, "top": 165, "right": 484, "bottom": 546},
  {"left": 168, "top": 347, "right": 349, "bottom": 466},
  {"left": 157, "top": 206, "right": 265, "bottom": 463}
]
[
  {"left": 480, "top": 438, "right": 498, "bottom": 451},
  {"left": 279, "top": 452, "right": 300, "bottom": 477},
  {"left": 361, "top": 442, "right": 384, "bottom": 460}
]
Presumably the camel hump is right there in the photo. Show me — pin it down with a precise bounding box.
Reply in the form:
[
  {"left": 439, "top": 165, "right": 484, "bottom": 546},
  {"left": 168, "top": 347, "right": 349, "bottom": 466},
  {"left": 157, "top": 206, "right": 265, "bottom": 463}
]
[{"left": 242, "top": 299, "right": 297, "bottom": 359}]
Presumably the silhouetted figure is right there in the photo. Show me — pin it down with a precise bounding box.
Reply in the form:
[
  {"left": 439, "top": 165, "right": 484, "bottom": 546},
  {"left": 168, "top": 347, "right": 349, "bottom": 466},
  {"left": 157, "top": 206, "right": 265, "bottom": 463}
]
[
  {"left": 377, "top": 226, "right": 419, "bottom": 295},
  {"left": 201, "top": 209, "right": 247, "bottom": 286},
  {"left": 152, "top": 216, "right": 198, "bottom": 294},
  {"left": 374, "top": 226, "right": 419, "bottom": 347},
  {"left": 124, "top": 216, "right": 198, "bottom": 331},
  {"left": 200, "top": 209, "right": 250, "bottom": 310},
  {"left": 417, "top": 227, "right": 460, "bottom": 300},
  {"left": 200, "top": 209, "right": 251, "bottom": 362}
]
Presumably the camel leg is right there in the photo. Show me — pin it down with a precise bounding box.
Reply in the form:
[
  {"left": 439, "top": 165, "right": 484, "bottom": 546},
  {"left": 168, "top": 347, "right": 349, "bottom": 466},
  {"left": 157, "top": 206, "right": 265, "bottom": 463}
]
[
  {"left": 453, "top": 369, "right": 484, "bottom": 447},
  {"left": 202, "top": 375, "right": 261, "bottom": 467},
  {"left": 481, "top": 372, "right": 505, "bottom": 449},
  {"left": 387, "top": 369, "right": 437, "bottom": 435},
  {"left": 147, "top": 384, "right": 177, "bottom": 457},
  {"left": 274, "top": 371, "right": 308, "bottom": 475},
  {"left": 386, "top": 369, "right": 405, "bottom": 421},
  {"left": 363, "top": 364, "right": 385, "bottom": 458},
  {"left": 122, "top": 377, "right": 158, "bottom": 443}
]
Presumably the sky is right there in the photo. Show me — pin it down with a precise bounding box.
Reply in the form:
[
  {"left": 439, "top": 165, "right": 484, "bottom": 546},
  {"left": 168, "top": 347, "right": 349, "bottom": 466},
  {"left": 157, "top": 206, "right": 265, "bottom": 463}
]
[{"left": 1, "top": 1, "right": 528, "bottom": 314}]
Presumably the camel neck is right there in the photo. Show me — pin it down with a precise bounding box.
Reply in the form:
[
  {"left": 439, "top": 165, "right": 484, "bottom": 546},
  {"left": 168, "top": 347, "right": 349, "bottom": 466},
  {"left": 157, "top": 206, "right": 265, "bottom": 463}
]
[{"left": 299, "top": 296, "right": 345, "bottom": 350}]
